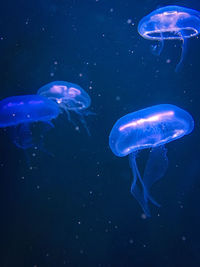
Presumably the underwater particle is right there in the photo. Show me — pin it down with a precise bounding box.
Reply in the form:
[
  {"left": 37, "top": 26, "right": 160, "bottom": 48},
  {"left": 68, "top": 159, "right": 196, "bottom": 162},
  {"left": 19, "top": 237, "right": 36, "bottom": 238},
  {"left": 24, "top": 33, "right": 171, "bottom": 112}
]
[
  {"left": 138, "top": 5, "right": 200, "bottom": 71},
  {"left": 0, "top": 95, "right": 60, "bottom": 150},
  {"left": 129, "top": 239, "right": 134, "bottom": 244},
  {"left": 109, "top": 104, "right": 194, "bottom": 216},
  {"left": 141, "top": 213, "right": 147, "bottom": 219},
  {"left": 37, "top": 81, "right": 93, "bottom": 135}
]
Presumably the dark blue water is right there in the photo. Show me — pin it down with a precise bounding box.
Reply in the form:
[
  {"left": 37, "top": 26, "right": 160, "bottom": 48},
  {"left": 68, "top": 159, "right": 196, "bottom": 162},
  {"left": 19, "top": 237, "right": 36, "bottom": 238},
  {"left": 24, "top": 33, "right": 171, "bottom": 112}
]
[{"left": 0, "top": 0, "right": 200, "bottom": 266}]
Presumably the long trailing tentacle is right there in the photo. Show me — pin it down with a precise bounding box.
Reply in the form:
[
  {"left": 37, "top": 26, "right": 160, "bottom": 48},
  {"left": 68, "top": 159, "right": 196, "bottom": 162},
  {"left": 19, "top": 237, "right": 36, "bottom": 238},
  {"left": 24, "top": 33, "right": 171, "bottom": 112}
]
[
  {"left": 9, "top": 123, "right": 33, "bottom": 149},
  {"left": 175, "top": 32, "right": 188, "bottom": 72},
  {"left": 129, "top": 153, "right": 160, "bottom": 217}
]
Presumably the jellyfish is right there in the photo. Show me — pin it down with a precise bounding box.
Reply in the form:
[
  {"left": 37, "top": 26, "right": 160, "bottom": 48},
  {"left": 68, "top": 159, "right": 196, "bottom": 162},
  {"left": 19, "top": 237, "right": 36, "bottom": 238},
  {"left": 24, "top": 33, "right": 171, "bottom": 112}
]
[
  {"left": 109, "top": 104, "right": 194, "bottom": 216},
  {"left": 0, "top": 95, "right": 60, "bottom": 150},
  {"left": 138, "top": 5, "right": 200, "bottom": 71},
  {"left": 37, "top": 81, "right": 93, "bottom": 135}
]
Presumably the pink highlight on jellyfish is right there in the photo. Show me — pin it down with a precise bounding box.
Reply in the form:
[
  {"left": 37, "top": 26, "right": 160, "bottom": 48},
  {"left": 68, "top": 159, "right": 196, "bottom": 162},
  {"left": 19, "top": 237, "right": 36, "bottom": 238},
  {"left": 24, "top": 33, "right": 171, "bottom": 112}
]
[
  {"left": 6, "top": 101, "right": 25, "bottom": 108},
  {"left": 50, "top": 85, "right": 67, "bottom": 94},
  {"left": 28, "top": 100, "right": 44, "bottom": 105},
  {"left": 119, "top": 111, "right": 174, "bottom": 131},
  {"left": 151, "top": 12, "right": 190, "bottom": 27},
  {"left": 148, "top": 12, "right": 192, "bottom": 36},
  {"left": 68, "top": 87, "right": 81, "bottom": 97}
]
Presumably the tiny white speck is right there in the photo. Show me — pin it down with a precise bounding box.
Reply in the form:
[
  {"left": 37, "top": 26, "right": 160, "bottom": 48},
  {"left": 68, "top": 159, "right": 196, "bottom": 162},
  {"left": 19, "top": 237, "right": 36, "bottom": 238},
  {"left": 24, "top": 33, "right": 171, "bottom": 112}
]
[{"left": 141, "top": 213, "right": 147, "bottom": 219}]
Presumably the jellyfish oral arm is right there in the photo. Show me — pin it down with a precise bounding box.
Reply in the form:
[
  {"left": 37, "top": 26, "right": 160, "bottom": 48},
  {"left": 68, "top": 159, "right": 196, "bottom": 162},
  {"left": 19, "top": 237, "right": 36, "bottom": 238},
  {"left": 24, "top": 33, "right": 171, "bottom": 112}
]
[
  {"left": 8, "top": 123, "right": 33, "bottom": 149},
  {"left": 129, "top": 153, "right": 160, "bottom": 217},
  {"left": 175, "top": 32, "right": 188, "bottom": 72},
  {"left": 150, "top": 32, "right": 164, "bottom": 56},
  {"left": 143, "top": 145, "right": 168, "bottom": 198}
]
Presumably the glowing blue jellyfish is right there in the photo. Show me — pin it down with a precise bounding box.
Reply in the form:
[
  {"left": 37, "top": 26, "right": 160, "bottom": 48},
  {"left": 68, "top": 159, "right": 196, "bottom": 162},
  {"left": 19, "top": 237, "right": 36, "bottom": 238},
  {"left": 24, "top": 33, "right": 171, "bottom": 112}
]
[
  {"left": 37, "top": 81, "right": 93, "bottom": 135},
  {"left": 0, "top": 95, "right": 60, "bottom": 149},
  {"left": 138, "top": 5, "right": 200, "bottom": 71},
  {"left": 109, "top": 104, "right": 194, "bottom": 216}
]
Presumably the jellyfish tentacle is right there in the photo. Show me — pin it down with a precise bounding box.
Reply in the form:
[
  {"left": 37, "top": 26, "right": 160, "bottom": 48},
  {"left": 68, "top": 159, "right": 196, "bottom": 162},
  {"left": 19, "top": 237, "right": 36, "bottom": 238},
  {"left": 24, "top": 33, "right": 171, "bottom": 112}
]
[
  {"left": 78, "top": 109, "right": 96, "bottom": 135},
  {"left": 143, "top": 145, "right": 168, "bottom": 200},
  {"left": 175, "top": 32, "right": 188, "bottom": 72},
  {"left": 59, "top": 102, "right": 79, "bottom": 129},
  {"left": 76, "top": 111, "right": 91, "bottom": 136},
  {"left": 129, "top": 153, "right": 150, "bottom": 217},
  {"left": 81, "top": 109, "right": 96, "bottom": 117},
  {"left": 129, "top": 153, "right": 160, "bottom": 217},
  {"left": 37, "top": 121, "right": 55, "bottom": 157},
  {"left": 37, "top": 142, "right": 54, "bottom": 157},
  {"left": 60, "top": 102, "right": 91, "bottom": 135},
  {"left": 134, "top": 159, "right": 161, "bottom": 208},
  {"left": 9, "top": 123, "right": 33, "bottom": 149},
  {"left": 150, "top": 32, "right": 164, "bottom": 56},
  {"left": 44, "top": 121, "right": 55, "bottom": 129},
  {"left": 39, "top": 121, "right": 54, "bottom": 138},
  {"left": 59, "top": 102, "right": 74, "bottom": 124}
]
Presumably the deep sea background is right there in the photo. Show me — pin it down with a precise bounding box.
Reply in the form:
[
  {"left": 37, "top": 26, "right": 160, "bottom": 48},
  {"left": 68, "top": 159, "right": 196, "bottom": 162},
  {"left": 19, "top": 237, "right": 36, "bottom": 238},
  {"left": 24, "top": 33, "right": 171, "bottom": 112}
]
[{"left": 0, "top": 0, "right": 200, "bottom": 266}]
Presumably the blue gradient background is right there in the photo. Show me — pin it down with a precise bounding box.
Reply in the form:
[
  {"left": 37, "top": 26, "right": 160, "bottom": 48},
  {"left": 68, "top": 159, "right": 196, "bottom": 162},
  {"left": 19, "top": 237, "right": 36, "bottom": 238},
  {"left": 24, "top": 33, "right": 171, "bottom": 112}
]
[{"left": 0, "top": 0, "right": 200, "bottom": 266}]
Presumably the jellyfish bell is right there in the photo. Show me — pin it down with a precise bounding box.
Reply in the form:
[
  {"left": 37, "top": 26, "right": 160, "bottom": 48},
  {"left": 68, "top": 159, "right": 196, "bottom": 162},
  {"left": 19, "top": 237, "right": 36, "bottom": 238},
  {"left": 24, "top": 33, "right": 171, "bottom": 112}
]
[
  {"left": 0, "top": 95, "right": 60, "bottom": 150},
  {"left": 37, "top": 81, "right": 93, "bottom": 135},
  {"left": 0, "top": 95, "right": 60, "bottom": 127},
  {"left": 37, "top": 81, "right": 91, "bottom": 111},
  {"left": 109, "top": 104, "right": 194, "bottom": 216},
  {"left": 138, "top": 5, "right": 200, "bottom": 70},
  {"left": 138, "top": 6, "right": 200, "bottom": 40},
  {"left": 109, "top": 104, "right": 194, "bottom": 157}
]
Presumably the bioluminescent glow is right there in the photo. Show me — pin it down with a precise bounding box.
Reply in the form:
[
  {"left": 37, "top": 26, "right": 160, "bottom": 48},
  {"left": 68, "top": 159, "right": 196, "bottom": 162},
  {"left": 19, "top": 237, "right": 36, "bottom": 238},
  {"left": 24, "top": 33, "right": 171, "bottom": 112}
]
[
  {"left": 0, "top": 95, "right": 60, "bottom": 149},
  {"left": 109, "top": 104, "right": 194, "bottom": 216},
  {"left": 37, "top": 81, "right": 93, "bottom": 135},
  {"left": 138, "top": 5, "right": 200, "bottom": 70}
]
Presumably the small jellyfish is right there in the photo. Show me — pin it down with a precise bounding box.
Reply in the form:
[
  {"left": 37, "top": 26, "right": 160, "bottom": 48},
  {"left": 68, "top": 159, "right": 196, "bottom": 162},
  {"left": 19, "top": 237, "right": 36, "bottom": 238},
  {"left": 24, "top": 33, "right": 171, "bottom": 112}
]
[
  {"left": 138, "top": 5, "right": 200, "bottom": 71},
  {"left": 0, "top": 95, "right": 60, "bottom": 150},
  {"left": 37, "top": 81, "right": 93, "bottom": 135},
  {"left": 109, "top": 104, "right": 194, "bottom": 216}
]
